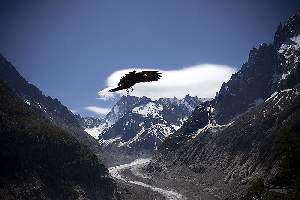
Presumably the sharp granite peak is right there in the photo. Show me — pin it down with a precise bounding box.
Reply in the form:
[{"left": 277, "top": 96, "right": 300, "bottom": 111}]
[{"left": 84, "top": 95, "right": 205, "bottom": 152}]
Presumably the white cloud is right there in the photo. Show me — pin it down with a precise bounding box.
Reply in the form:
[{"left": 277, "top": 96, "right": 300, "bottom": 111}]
[
  {"left": 85, "top": 106, "right": 111, "bottom": 115},
  {"left": 98, "top": 64, "right": 236, "bottom": 100}
]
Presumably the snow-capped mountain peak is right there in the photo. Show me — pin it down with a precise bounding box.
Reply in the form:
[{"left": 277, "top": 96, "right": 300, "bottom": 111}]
[{"left": 84, "top": 95, "right": 204, "bottom": 151}]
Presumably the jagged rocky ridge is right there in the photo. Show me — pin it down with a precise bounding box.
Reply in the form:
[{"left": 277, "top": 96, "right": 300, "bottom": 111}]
[
  {"left": 148, "top": 12, "right": 300, "bottom": 200},
  {"left": 0, "top": 81, "right": 118, "bottom": 200},
  {"left": 0, "top": 55, "right": 101, "bottom": 154},
  {"left": 85, "top": 95, "right": 204, "bottom": 152}
]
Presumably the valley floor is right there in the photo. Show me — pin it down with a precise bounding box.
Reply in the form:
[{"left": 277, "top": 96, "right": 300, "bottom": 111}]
[
  {"left": 109, "top": 158, "right": 183, "bottom": 200},
  {"left": 109, "top": 158, "right": 217, "bottom": 200}
]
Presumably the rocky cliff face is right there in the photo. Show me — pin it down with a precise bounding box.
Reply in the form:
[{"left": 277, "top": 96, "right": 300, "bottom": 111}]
[
  {"left": 150, "top": 12, "right": 300, "bottom": 200},
  {"left": 214, "top": 43, "right": 275, "bottom": 124},
  {"left": 213, "top": 13, "right": 300, "bottom": 125},
  {"left": 274, "top": 13, "right": 300, "bottom": 91}
]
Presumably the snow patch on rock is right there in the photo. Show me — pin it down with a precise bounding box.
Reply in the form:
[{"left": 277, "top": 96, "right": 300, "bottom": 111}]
[{"left": 132, "top": 102, "right": 163, "bottom": 118}]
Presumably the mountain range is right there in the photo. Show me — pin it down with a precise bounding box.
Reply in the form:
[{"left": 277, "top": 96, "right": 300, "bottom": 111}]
[{"left": 84, "top": 95, "right": 204, "bottom": 151}]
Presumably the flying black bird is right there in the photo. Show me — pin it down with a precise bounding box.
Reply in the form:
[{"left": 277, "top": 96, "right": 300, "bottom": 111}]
[{"left": 109, "top": 70, "right": 162, "bottom": 93}]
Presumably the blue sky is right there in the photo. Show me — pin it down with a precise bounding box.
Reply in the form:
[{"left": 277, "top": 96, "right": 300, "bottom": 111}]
[{"left": 0, "top": 0, "right": 299, "bottom": 116}]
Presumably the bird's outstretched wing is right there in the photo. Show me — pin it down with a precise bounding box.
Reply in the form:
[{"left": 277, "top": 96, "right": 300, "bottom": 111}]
[
  {"left": 109, "top": 71, "right": 137, "bottom": 92},
  {"left": 109, "top": 70, "right": 162, "bottom": 92},
  {"left": 135, "top": 71, "right": 162, "bottom": 83},
  {"left": 118, "top": 71, "right": 134, "bottom": 86}
]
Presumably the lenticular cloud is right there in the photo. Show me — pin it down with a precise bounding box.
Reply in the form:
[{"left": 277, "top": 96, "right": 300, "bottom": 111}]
[{"left": 98, "top": 64, "right": 236, "bottom": 100}]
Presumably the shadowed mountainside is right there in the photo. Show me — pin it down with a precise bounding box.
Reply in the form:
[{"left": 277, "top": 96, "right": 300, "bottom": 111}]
[
  {"left": 0, "top": 55, "right": 101, "bottom": 155},
  {"left": 0, "top": 81, "right": 118, "bottom": 200}
]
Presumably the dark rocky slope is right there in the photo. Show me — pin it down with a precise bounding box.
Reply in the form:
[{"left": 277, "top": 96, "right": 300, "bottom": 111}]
[
  {"left": 152, "top": 88, "right": 300, "bottom": 199},
  {"left": 0, "top": 81, "right": 118, "bottom": 200}
]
